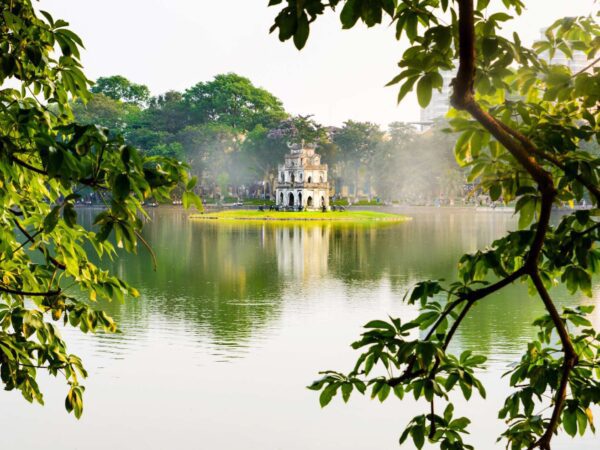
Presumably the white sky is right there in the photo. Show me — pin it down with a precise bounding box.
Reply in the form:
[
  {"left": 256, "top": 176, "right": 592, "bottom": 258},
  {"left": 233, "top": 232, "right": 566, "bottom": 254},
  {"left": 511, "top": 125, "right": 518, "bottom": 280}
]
[{"left": 40, "top": 0, "right": 597, "bottom": 126}]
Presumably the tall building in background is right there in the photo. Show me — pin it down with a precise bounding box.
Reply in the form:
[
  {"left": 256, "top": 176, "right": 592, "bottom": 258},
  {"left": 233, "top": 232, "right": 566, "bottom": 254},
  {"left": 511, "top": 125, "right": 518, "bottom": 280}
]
[
  {"left": 419, "top": 69, "right": 455, "bottom": 130},
  {"left": 539, "top": 28, "right": 589, "bottom": 73},
  {"left": 543, "top": 50, "right": 588, "bottom": 72},
  {"left": 419, "top": 33, "right": 592, "bottom": 129}
]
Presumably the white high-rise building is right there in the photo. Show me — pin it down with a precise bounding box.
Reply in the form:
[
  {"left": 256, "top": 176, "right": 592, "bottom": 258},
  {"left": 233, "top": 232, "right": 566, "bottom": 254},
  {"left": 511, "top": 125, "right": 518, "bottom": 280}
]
[
  {"left": 539, "top": 27, "right": 591, "bottom": 74},
  {"left": 419, "top": 34, "right": 593, "bottom": 128},
  {"left": 420, "top": 69, "right": 456, "bottom": 127}
]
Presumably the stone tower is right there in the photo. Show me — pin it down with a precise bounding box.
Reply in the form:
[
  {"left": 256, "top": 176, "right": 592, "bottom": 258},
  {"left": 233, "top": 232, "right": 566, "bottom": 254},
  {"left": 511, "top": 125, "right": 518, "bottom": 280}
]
[{"left": 275, "top": 142, "right": 330, "bottom": 210}]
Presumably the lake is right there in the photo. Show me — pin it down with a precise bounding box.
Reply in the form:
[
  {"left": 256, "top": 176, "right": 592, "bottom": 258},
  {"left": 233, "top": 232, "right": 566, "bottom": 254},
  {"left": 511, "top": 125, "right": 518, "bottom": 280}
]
[{"left": 1, "top": 207, "right": 598, "bottom": 449}]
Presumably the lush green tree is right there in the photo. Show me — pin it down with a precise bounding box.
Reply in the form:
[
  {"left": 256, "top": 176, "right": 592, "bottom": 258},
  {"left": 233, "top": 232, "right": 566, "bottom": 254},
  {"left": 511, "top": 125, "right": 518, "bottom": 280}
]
[
  {"left": 269, "top": 1, "right": 600, "bottom": 449},
  {"left": 183, "top": 73, "right": 287, "bottom": 130},
  {"left": 71, "top": 93, "right": 141, "bottom": 133},
  {"left": 143, "top": 90, "right": 190, "bottom": 134},
  {"left": 239, "top": 115, "right": 332, "bottom": 192},
  {"left": 0, "top": 0, "right": 200, "bottom": 417},
  {"left": 370, "top": 122, "right": 416, "bottom": 201},
  {"left": 91, "top": 75, "right": 151, "bottom": 106},
  {"left": 176, "top": 123, "right": 243, "bottom": 195},
  {"left": 238, "top": 125, "right": 286, "bottom": 192},
  {"left": 348, "top": 121, "right": 465, "bottom": 204},
  {"left": 267, "top": 114, "right": 328, "bottom": 145},
  {"left": 333, "top": 120, "right": 384, "bottom": 198},
  {"left": 146, "top": 141, "right": 184, "bottom": 159},
  {"left": 124, "top": 128, "right": 170, "bottom": 153}
]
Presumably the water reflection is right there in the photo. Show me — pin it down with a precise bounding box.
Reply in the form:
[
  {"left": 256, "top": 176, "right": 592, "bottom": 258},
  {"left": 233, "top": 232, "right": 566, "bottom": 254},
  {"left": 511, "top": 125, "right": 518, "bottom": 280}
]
[
  {"left": 276, "top": 225, "right": 330, "bottom": 280},
  {"left": 2, "top": 208, "right": 597, "bottom": 450},
  {"left": 80, "top": 208, "right": 592, "bottom": 362}
]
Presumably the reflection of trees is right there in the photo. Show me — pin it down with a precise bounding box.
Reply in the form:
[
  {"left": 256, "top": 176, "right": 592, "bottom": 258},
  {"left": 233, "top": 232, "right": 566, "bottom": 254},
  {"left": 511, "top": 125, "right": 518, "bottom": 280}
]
[
  {"left": 328, "top": 210, "right": 515, "bottom": 289},
  {"left": 275, "top": 224, "right": 330, "bottom": 281},
  {"left": 77, "top": 208, "right": 599, "bottom": 363},
  {"left": 456, "top": 284, "right": 596, "bottom": 361},
  {"left": 79, "top": 209, "right": 284, "bottom": 345}
]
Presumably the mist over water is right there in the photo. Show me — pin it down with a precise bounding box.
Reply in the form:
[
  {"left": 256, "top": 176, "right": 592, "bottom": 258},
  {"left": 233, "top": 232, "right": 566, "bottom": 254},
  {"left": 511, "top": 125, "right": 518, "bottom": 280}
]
[{"left": 0, "top": 208, "right": 598, "bottom": 449}]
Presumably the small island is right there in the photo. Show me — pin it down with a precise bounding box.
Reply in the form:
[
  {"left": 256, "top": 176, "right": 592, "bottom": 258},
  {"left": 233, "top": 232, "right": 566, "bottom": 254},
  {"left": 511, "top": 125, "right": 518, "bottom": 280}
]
[
  {"left": 191, "top": 142, "right": 409, "bottom": 223},
  {"left": 189, "top": 209, "right": 409, "bottom": 222}
]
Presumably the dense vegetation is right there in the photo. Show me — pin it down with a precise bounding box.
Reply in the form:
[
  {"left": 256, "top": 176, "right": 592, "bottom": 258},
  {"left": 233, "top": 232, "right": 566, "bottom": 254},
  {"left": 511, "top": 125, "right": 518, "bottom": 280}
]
[
  {"left": 266, "top": 0, "right": 600, "bottom": 449},
  {"left": 0, "top": 1, "right": 199, "bottom": 417},
  {"left": 74, "top": 74, "right": 465, "bottom": 204}
]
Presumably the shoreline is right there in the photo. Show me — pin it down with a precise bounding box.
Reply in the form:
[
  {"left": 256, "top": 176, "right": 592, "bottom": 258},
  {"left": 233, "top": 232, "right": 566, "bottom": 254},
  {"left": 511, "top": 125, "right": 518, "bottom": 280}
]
[{"left": 189, "top": 210, "right": 410, "bottom": 223}]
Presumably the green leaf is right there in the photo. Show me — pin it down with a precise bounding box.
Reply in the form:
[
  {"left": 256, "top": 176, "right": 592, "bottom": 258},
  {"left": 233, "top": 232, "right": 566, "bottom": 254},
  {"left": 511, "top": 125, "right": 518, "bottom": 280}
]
[
  {"left": 412, "top": 427, "right": 425, "bottom": 449},
  {"left": 488, "top": 12, "right": 512, "bottom": 22},
  {"left": 517, "top": 197, "right": 536, "bottom": 229},
  {"left": 113, "top": 174, "right": 131, "bottom": 200},
  {"left": 293, "top": 13, "right": 310, "bottom": 50},
  {"left": 319, "top": 384, "right": 337, "bottom": 407},
  {"left": 378, "top": 383, "right": 390, "bottom": 402},
  {"left": 396, "top": 76, "right": 418, "bottom": 104},
  {"left": 405, "top": 14, "right": 418, "bottom": 41},
  {"left": 43, "top": 206, "right": 61, "bottom": 233},
  {"left": 63, "top": 203, "right": 77, "bottom": 228},
  {"left": 450, "top": 417, "right": 470, "bottom": 430},
  {"left": 577, "top": 408, "right": 588, "bottom": 436},
  {"left": 563, "top": 408, "right": 578, "bottom": 437},
  {"left": 489, "top": 183, "right": 501, "bottom": 202},
  {"left": 340, "top": 0, "right": 360, "bottom": 29},
  {"left": 416, "top": 75, "right": 433, "bottom": 108},
  {"left": 341, "top": 383, "right": 352, "bottom": 402},
  {"left": 364, "top": 319, "right": 394, "bottom": 330}
]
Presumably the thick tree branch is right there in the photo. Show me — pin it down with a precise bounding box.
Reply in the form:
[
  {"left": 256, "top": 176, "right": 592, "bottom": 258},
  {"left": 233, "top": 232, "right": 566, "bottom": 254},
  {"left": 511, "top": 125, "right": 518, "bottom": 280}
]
[
  {"left": 388, "top": 268, "right": 526, "bottom": 387},
  {"left": 465, "top": 102, "right": 554, "bottom": 190},
  {"left": 530, "top": 271, "right": 578, "bottom": 450},
  {"left": 450, "top": 0, "right": 475, "bottom": 111},
  {"left": 452, "top": 3, "right": 576, "bottom": 448},
  {"left": 495, "top": 120, "right": 600, "bottom": 204}
]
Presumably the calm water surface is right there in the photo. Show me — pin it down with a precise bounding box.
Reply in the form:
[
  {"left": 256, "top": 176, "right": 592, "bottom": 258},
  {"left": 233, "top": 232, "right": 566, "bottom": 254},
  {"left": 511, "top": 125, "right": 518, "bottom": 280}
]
[{"left": 1, "top": 208, "right": 599, "bottom": 449}]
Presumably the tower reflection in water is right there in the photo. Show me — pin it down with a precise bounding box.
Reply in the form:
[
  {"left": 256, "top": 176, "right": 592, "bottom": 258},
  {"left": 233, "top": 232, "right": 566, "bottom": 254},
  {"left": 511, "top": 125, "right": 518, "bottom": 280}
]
[{"left": 275, "top": 224, "right": 330, "bottom": 281}]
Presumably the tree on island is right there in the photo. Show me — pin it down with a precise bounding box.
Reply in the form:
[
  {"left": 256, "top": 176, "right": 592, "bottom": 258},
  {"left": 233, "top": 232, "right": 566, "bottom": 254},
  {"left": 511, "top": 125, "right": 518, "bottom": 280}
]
[
  {"left": 0, "top": 0, "right": 200, "bottom": 417},
  {"left": 268, "top": 0, "right": 600, "bottom": 449}
]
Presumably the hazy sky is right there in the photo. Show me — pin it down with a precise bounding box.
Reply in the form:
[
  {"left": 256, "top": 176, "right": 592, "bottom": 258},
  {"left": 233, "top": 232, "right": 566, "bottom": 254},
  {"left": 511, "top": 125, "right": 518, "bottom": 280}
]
[{"left": 40, "top": 1, "right": 597, "bottom": 126}]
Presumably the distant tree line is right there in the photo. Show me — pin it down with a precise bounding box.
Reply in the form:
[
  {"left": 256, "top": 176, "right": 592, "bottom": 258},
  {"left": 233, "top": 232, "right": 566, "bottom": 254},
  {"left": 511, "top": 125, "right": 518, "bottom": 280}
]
[{"left": 74, "top": 73, "right": 467, "bottom": 204}]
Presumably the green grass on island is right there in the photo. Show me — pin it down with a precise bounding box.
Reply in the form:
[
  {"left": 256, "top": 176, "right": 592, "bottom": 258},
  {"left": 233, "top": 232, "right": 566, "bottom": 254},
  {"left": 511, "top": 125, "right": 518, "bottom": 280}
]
[{"left": 189, "top": 209, "right": 409, "bottom": 222}]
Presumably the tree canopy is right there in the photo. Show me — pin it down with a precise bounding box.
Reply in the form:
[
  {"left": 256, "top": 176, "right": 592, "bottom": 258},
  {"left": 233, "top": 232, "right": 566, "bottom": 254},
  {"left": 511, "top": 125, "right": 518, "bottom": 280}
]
[
  {"left": 91, "top": 75, "right": 151, "bottom": 106},
  {"left": 267, "top": 1, "right": 600, "bottom": 449},
  {"left": 74, "top": 74, "right": 466, "bottom": 204},
  {"left": 0, "top": 0, "right": 200, "bottom": 417},
  {"left": 183, "top": 73, "right": 287, "bottom": 130}
]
